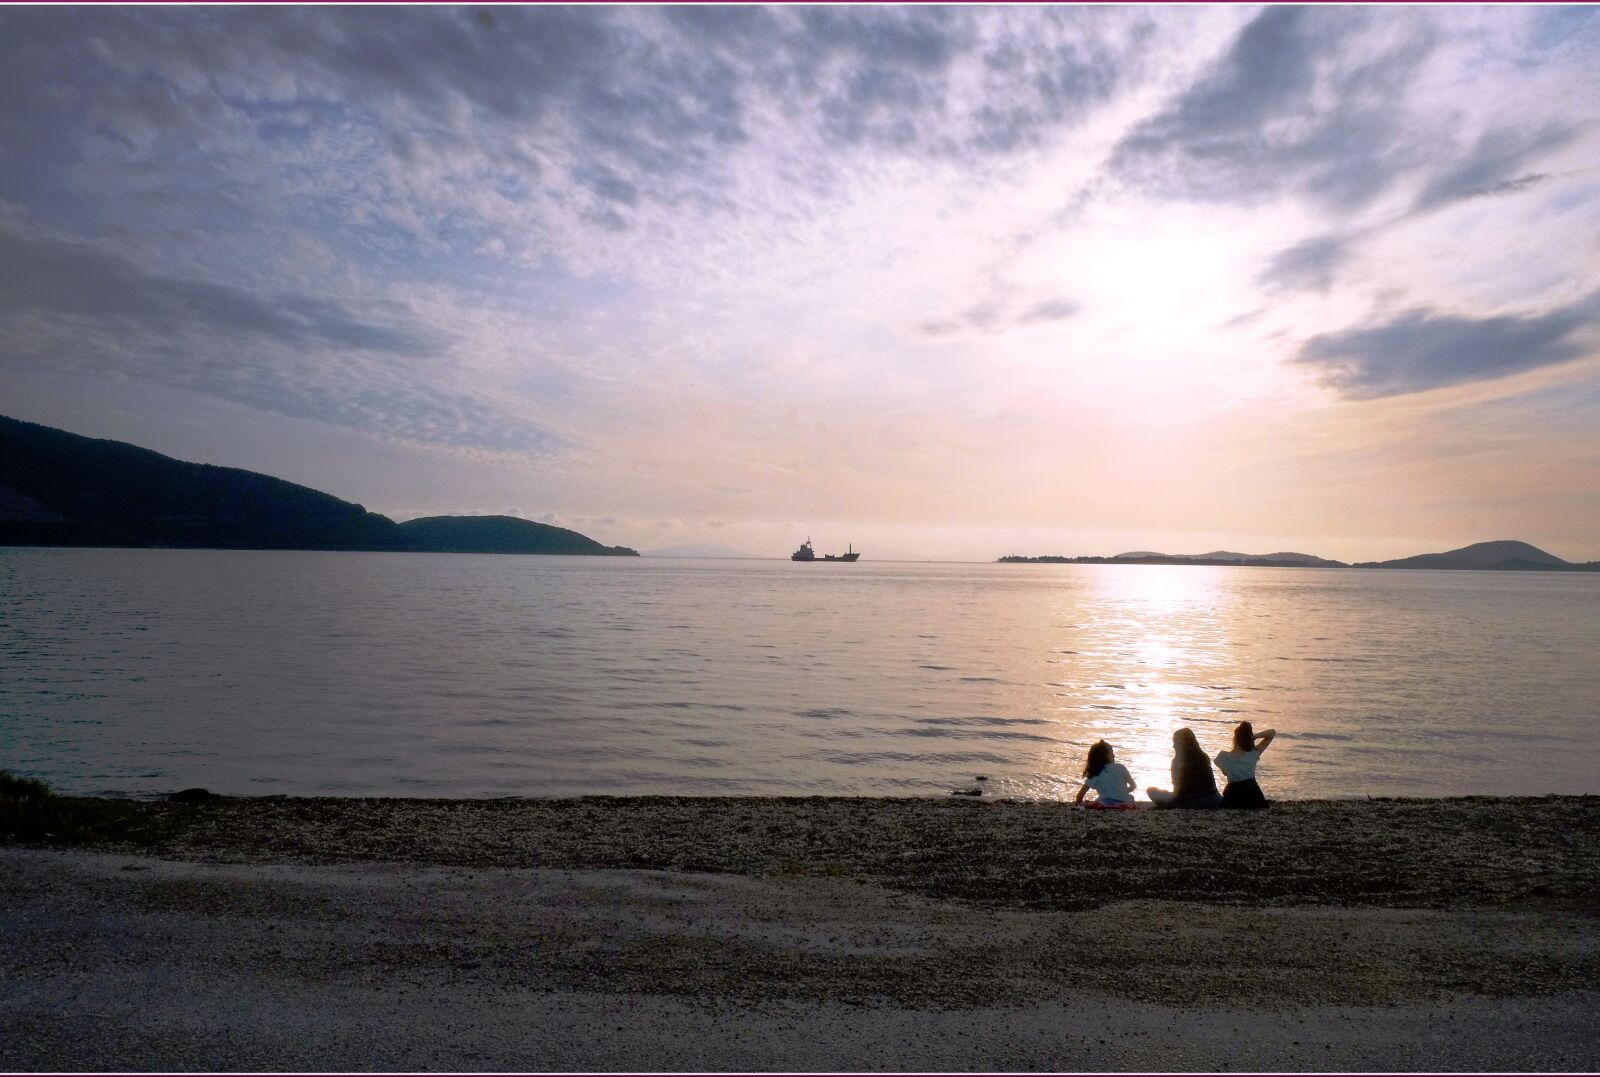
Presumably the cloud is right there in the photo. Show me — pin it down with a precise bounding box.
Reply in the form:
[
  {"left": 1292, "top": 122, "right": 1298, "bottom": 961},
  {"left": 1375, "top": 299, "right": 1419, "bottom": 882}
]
[
  {"left": 0, "top": 225, "right": 441, "bottom": 356},
  {"left": 1112, "top": 6, "right": 1433, "bottom": 207},
  {"left": 1257, "top": 123, "right": 1578, "bottom": 296},
  {"left": 0, "top": 7, "right": 1141, "bottom": 247},
  {"left": 2, "top": 4, "right": 1597, "bottom": 550},
  {"left": 0, "top": 223, "right": 569, "bottom": 454},
  {"left": 571, "top": 163, "right": 640, "bottom": 207},
  {"left": 1017, "top": 298, "right": 1080, "bottom": 324},
  {"left": 1257, "top": 234, "right": 1351, "bottom": 293},
  {"left": 1412, "top": 124, "right": 1577, "bottom": 210},
  {"left": 919, "top": 303, "right": 997, "bottom": 337},
  {"left": 754, "top": 6, "right": 1121, "bottom": 156},
  {"left": 1295, "top": 295, "right": 1600, "bottom": 398},
  {"left": 921, "top": 297, "right": 1079, "bottom": 336}
]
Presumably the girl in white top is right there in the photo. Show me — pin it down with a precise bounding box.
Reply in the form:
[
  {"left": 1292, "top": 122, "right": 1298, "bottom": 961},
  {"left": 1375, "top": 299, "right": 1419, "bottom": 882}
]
[
  {"left": 1214, "top": 720, "right": 1276, "bottom": 809},
  {"left": 1074, "top": 740, "right": 1137, "bottom": 809}
]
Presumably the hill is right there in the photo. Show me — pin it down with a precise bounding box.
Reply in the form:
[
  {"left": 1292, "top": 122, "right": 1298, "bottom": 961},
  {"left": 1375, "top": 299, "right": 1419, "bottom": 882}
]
[
  {"left": 400, "top": 516, "right": 638, "bottom": 556},
  {"left": 0, "top": 414, "right": 638, "bottom": 557},
  {"left": 1359, "top": 540, "right": 1570, "bottom": 570},
  {"left": 0, "top": 415, "right": 408, "bottom": 550}
]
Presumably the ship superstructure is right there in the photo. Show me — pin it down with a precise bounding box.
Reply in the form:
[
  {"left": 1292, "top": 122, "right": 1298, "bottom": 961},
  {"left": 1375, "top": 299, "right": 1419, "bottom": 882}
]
[{"left": 791, "top": 539, "right": 859, "bottom": 562}]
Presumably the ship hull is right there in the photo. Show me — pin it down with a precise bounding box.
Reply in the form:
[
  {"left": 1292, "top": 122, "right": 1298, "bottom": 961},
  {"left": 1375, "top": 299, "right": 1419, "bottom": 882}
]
[{"left": 791, "top": 540, "right": 859, "bottom": 561}]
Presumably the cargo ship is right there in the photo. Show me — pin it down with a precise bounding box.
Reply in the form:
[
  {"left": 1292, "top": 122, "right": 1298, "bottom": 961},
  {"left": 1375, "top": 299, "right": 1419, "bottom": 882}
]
[{"left": 791, "top": 538, "right": 859, "bottom": 562}]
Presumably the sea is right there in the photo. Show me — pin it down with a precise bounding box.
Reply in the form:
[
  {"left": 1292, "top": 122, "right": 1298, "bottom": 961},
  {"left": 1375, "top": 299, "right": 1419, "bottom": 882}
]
[{"left": 3, "top": 547, "right": 1597, "bottom": 801}]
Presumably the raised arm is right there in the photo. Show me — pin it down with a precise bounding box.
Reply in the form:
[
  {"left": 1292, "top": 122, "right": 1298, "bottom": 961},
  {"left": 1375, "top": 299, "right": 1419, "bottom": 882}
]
[{"left": 1254, "top": 729, "right": 1277, "bottom": 752}]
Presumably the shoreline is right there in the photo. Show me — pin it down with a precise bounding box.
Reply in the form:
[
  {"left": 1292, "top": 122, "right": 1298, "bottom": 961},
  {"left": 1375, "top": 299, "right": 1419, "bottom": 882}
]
[{"left": 36, "top": 792, "right": 1600, "bottom": 910}]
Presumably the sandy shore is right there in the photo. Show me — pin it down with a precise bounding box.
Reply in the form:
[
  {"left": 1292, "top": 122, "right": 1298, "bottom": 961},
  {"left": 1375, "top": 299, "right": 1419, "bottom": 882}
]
[{"left": 2, "top": 794, "right": 1598, "bottom": 1070}]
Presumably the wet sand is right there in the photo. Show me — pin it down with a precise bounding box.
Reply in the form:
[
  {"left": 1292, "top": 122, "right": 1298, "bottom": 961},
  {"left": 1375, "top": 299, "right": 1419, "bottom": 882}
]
[{"left": 2, "top": 794, "right": 1598, "bottom": 1070}]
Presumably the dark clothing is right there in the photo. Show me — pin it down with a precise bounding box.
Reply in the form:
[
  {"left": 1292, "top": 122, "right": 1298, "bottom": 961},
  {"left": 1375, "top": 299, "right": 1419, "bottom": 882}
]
[
  {"left": 1149, "top": 738, "right": 1222, "bottom": 809},
  {"left": 1148, "top": 729, "right": 1224, "bottom": 809},
  {"left": 1148, "top": 786, "right": 1222, "bottom": 810},
  {"left": 1221, "top": 778, "right": 1268, "bottom": 810}
]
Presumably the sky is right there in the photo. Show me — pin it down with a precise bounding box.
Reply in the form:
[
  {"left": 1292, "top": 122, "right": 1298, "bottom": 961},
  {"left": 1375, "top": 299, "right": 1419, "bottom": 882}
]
[{"left": 1, "top": 4, "right": 1597, "bottom": 562}]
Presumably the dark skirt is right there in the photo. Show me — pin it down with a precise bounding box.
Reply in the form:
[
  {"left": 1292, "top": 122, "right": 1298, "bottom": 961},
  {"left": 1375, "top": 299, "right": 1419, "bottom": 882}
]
[{"left": 1221, "top": 778, "right": 1268, "bottom": 810}]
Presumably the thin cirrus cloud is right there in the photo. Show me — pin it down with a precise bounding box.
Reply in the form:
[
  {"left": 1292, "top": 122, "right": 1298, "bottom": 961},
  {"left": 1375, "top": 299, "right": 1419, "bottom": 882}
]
[
  {"left": 1, "top": 5, "right": 1138, "bottom": 224},
  {"left": 1411, "top": 124, "right": 1578, "bottom": 211},
  {"left": 919, "top": 303, "right": 1002, "bottom": 337},
  {"left": 1253, "top": 123, "right": 1580, "bottom": 298},
  {"left": 919, "top": 298, "right": 1079, "bottom": 336}
]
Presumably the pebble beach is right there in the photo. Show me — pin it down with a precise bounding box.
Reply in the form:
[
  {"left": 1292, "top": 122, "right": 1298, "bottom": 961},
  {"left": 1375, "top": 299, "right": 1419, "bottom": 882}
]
[{"left": 3, "top": 793, "right": 1598, "bottom": 1070}]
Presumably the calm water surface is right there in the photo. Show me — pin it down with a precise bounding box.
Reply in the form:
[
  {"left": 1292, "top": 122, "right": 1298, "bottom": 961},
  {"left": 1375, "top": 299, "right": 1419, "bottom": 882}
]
[{"left": 2, "top": 548, "right": 1597, "bottom": 799}]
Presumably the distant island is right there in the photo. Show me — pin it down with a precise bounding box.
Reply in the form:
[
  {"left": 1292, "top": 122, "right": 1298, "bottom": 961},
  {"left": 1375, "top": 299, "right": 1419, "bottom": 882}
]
[
  {"left": 1000, "top": 540, "right": 1600, "bottom": 573},
  {"left": 0, "top": 415, "right": 637, "bottom": 556},
  {"left": 400, "top": 515, "right": 637, "bottom": 557},
  {"left": 1350, "top": 539, "right": 1592, "bottom": 572},
  {"left": 1001, "top": 550, "right": 1346, "bottom": 568}
]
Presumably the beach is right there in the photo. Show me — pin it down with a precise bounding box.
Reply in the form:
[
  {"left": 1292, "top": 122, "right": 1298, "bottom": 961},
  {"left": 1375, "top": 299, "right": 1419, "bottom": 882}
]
[{"left": 2, "top": 794, "right": 1597, "bottom": 1070}]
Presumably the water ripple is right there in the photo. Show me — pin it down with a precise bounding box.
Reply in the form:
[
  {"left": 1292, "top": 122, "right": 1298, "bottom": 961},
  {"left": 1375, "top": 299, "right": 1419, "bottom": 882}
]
[{"left": 2, "top": 550, "right": 1597, "bottom": 799}]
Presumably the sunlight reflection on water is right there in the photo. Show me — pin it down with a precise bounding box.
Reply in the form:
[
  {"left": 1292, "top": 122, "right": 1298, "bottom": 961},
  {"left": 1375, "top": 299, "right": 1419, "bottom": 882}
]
[
  {"left": 1032, "top": 566, "right": 1242, "bottom": 798},
  {"left": 3, "top": 549, "right": 1598, "bottom": 800}
]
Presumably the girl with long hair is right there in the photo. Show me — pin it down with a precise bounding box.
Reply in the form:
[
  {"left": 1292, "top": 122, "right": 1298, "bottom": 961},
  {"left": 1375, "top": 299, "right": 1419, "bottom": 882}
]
[
  {"left": 1073, "top": 739, "right": 1137, "bottom": 809},
  {"left": 1146, "top": 728, "right": 1223, "bottom": 809},
  {"left": 1214, "top": 720, "right": 1276, "bottom": 809}
]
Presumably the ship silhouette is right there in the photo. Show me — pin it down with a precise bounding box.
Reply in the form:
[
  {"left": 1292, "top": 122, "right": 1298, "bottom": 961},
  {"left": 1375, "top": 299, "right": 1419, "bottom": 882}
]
[{"left": 791, "top": 538, "right": 859, "bottom": 562}]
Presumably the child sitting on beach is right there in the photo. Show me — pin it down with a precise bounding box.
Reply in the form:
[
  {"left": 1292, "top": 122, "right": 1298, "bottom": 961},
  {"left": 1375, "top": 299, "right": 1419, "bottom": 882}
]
[{"left": 1073, "top": 740, "right": 1137, "bottom": 809}]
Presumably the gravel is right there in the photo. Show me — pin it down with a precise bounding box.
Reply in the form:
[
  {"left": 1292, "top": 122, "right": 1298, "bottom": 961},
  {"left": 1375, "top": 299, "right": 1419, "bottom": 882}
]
[
  {"left": 3, "top": 794, "right": 1597, "bottom": 1070},
  {"left": 101, "top": 792, "right": 1600, "bottom": 911}
]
